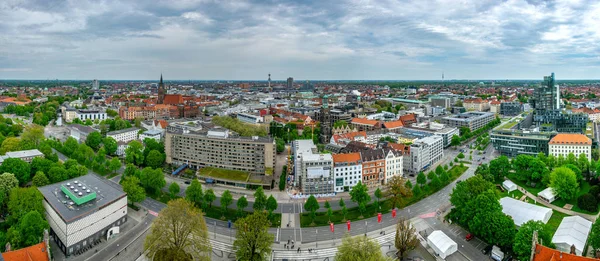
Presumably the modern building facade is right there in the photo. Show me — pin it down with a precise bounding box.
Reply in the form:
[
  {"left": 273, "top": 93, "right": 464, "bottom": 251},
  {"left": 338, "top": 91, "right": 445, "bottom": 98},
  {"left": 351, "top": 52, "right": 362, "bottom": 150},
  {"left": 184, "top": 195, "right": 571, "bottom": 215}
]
[
  {"left": 402, "top": 126, "right": 460, "bottom": 148},
  {"left": 38, "top": 174, "right": 127, "bottom": 256},
  {"left": 332, "top": 152, "right": 362, "bottom": 192},
  {"left": 68, "top": 124, "right": 98, "bottom": 143},
  {"left": 440, "top": 112, "right": 495, "bottom": 131},
  {"left": 500, "top": 102, "right": 522, "bottom": 116},
  {"left": 531, "top": 73, "right": 560, "bottom": 111},
  {"left": 491, "top": 129, "right": 556, "bottom": 157},
  {"left": 405, "top": 135, "right": 444, "bottom": 175},
  {"left": 293, "top": 139, "right": 334, "bottom": 194},
  {"left": 287, "top": 77, "right": 294, "bottom": 89},
  {"left": 534, "top": 110, "right": 588, "bottom": 133},
  {"left": 106, "top": 127, "right": 139, "bottom": 143},
  {"left": 165, "top": 122, "right": 275, "bottom": 175},
  {"left": 549, "top": 133, "right": 592, "bottom": 161},
  {"left": 429, "top": 96, "right": 451, "bottom": 109}
]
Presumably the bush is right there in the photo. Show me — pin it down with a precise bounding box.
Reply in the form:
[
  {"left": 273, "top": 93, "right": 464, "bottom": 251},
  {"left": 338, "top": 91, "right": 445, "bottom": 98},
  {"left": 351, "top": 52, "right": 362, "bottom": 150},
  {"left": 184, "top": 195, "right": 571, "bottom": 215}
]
[
  {"left": 279, "top": 166, "right": 288, "bottom": 191},
  {"left": 577, "top": 193, "right": 598, "bottom": 212},
  {"left": 457, "top": 152, "right": 465, "bottom": 159},
  {"left": 590, "top": 185, "right": 600, "bottom": 201}
]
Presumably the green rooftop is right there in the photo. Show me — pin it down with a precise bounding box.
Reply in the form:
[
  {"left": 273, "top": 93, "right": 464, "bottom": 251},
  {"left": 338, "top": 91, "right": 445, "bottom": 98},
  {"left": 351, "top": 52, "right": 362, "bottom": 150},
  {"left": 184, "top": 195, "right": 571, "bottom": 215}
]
[
  {"left": 199, "top": 167, "right": 250, "bottom": 182},
  {"left": 61, "top": 183, "right": 97, "bottom": 205}
]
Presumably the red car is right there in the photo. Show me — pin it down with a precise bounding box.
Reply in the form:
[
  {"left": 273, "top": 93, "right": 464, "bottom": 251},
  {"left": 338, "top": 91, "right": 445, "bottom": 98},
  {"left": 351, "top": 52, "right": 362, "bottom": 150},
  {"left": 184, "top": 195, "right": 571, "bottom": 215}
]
[{"left": 466, "top": 233, "right": 474, "bottom": 241}]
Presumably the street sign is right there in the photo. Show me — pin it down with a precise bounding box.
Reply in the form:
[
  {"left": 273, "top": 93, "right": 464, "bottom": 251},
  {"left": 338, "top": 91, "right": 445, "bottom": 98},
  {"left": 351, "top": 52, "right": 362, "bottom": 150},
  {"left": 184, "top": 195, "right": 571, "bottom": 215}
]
[
  {"left": 347, "top": 220, "right": 351, "bottom": 231},
  {"left": 377, "top": 213, "right": 382, "bottom": 223},
  {"left": 392, "top": 209, "right": 396, "bottom": 218},
  {"left": 330, "top": 223, "right": 334, "bottom": 232}
]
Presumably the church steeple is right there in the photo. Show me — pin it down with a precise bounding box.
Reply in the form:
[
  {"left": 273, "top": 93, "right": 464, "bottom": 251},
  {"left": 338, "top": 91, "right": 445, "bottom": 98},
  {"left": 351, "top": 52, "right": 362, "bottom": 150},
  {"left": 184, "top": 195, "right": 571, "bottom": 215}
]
[
  {"left": 158, "top": 74, "right": 165, "bottom": 104},
  {"left": 160, "top": 74, "right": 163, "bottom": 85}
]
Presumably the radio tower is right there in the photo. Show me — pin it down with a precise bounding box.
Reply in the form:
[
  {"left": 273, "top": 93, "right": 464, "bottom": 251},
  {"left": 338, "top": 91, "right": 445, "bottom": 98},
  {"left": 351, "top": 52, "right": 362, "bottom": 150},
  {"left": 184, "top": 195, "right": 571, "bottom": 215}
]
[{"left": 268, "top": 73, "right": 271, "bottom": 90}]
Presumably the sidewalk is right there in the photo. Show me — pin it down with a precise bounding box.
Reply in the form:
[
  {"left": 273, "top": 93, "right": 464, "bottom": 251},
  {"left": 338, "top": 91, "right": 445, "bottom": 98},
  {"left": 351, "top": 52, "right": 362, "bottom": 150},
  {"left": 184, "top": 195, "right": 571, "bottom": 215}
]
[{"left": 516, "top": 185, "right": 597, "bottom": 221}]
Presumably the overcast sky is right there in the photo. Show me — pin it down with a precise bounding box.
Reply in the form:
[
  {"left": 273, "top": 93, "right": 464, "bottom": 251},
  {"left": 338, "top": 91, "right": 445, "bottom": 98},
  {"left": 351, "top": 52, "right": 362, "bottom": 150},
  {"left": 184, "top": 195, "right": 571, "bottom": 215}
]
[{"left": 1, "top": 0, "right": 599, "bottom": 80}]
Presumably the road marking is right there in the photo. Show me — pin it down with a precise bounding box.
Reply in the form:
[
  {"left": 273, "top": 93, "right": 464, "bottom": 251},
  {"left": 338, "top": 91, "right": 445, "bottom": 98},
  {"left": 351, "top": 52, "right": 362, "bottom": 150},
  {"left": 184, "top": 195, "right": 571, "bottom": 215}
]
[
  {"left": 419, "top": 212, "right": 436, "bottom": 218},
  {"left": 276, "top": 228, "right": 280, "bottom": 242},
  {"left": 149, "top": 210, "right": 158, "bottom": 217}
]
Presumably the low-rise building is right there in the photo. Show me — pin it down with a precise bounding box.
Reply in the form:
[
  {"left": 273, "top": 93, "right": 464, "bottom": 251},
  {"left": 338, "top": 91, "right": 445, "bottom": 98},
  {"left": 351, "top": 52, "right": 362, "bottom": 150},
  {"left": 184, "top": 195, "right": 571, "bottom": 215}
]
[
  {"left": 237, "top": 113, "right": 264, "bottom": 124},
  {"left": 38, "top": 174, "right": 127, "bottom": 256},
  {"left": 75, "top": 109, "right": 107, "bottom": 122},
  {"left": 463, "top": 98, "right": 490, "bottom": 112},
  {"left": 332, "top": 153, "right": 363, "bottom": 193},
  {"left": 68, "top": 124, "right": 98, "bottom": 143},
  {"left": 549, "top": 133, "right": 592, "bottom": 161},
  {"left": 106, "top": 127, "right": 139, "bottom": 143},
  {"left": 384, "top": 149, "right": 403, "bottom": 182},
  {"left": 490, "top": 101, "right": 501, "bottom": 114},
  {"left": 0, "top": 149, "right": 44, "bottom": 164},
  {"left": 441, "top": 112, "right": 495, "bottom": 132},
  {"left": 139, "top": 129, "right": 162, "bottom": 142}
]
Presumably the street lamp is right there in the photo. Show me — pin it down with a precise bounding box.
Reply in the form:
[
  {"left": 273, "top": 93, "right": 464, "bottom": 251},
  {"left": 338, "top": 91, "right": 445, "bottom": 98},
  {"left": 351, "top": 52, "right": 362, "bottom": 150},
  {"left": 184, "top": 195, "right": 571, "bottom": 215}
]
[{"left": 365, "top": 221, "right": 368, "bottom": 236}]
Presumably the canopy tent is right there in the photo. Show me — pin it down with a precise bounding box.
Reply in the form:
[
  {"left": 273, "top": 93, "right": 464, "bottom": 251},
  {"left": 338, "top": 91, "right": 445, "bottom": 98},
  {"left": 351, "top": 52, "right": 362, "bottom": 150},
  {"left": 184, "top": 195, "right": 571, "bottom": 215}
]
[
  {"left": 502, "top": 180, "right": 517, "bottom": 192},
  {"left": 427, "top": 230, "right": 458, "bottom": 259},
  {"left": 538, "top": 187, "right": 557, "bottom": 203},
  {"left": 500, "top": 197, "right": 552, "bottom": 226},
  {"left": 552, "top": 216, "right": 592, "bottom": 256}
]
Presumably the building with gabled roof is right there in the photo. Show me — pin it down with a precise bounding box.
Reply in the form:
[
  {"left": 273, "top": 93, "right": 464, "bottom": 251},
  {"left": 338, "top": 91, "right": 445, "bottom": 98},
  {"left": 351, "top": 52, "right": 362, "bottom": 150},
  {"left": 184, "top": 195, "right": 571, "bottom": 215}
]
[
  {"left": 0, "top": 241, "right": 50, "bottom": 261},
  {"left": 350, "top": 118, "right": 381, "bottom": 132}
]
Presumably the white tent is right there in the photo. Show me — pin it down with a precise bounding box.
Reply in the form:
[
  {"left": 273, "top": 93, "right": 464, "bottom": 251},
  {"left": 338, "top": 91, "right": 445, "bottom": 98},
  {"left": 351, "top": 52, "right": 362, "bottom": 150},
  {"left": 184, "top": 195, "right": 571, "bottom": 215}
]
[
  {"left": 500, "top": 197, "right": 552, "bottom": 226},
  {"left": 427, "top": 230, "right": 458, "bottom": 259},
  {"left": 502, "top": 180, "right": 517, "bottom": 192},
  {"left": 552, "top": 216, "right": 592, "bottom": 256},
  {"left": 538, "top": 188, "right": 557, "bottom": 203}
]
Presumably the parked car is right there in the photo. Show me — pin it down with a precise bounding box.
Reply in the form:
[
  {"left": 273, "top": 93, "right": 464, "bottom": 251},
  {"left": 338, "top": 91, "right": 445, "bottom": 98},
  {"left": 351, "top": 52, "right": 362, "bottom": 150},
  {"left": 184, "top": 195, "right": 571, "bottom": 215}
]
[
  {"left": 503, "top": 254, "right": 513, "bottom": 261},
  {"left": 184, "top": 181, "right": 191, "bottom": 185},
  {"left": 465, "top": 233, "right": 474, "bottom": 241},
  {"left": 482, "top": 245, "right": 493, "bottom": 255}
]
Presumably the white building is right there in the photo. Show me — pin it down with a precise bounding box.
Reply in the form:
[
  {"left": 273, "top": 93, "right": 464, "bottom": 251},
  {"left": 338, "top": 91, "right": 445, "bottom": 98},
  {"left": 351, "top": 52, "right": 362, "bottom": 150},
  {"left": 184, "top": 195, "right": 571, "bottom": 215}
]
[
  {"left": 427, "top": 230, "right": 458, "bottom": 259},
  {"left": 405, "top": 135, "right": 444, "bottom": 175},
  {"left": 293, "top": 139, "right": 334, "bottom": 195},
  {"left": 68, "top": 124, "right": 99, "bottom": 143},
  {"left": 92, "top": 79, "right": 99, "bottom": 90},
  {"left": 75, "top": 109, "right": 107, "bottom": 122},
  {"left": 384, "top": 149, "right": 403, "bottom": 181},
  {"left": 332, "top": 152, "right": 362, "bottom": 193},
  {"left": 106, "top": 127, "right": 140, "bottom": 143},
  {"left": 551, "top": 216, "right": 592, "bottom": 256},
  {"left": 237, "top": 113, "right": 264, "bottom": 124},
  {"left": 0, "top": 149, "right": 44, "bottom": 164},
  {"left": 548, "top": 133, "right": 592, "bottom": 161},
  {"left": 38, "top": 174, "right": 127, "bottom": 256},
  {"left": 139, "top": 129, "right": 162, "bottom": 142},
  {"left": 500, "top": 197, "right": 552, "bottom": 226}
]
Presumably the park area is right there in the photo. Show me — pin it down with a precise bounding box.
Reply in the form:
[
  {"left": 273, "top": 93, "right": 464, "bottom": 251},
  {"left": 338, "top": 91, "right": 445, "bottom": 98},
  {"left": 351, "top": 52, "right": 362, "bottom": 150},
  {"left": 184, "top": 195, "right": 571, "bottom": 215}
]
[{"left": 199, "top": 167, "right": 249, "bottom": 182}]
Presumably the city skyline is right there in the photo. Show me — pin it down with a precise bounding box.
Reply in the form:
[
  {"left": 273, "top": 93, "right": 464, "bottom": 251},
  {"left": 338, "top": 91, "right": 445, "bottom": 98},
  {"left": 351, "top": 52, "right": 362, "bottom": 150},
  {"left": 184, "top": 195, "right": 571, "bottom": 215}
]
[{"left": 1, "top": 0, "right": 600, "bottom": 80}]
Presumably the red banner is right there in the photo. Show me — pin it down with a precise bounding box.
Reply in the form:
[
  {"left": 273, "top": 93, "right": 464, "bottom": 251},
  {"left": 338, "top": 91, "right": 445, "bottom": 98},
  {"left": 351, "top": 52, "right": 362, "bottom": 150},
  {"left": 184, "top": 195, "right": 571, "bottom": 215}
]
[
  {"left": 330, "top": 223, "right": 334, "bottom": 232},
  {"left": 377, "top": 213, "right": 382, "bottom": 223},
  {"left": 392, "top": 209, "right": 396, "bottom": 218},
  {"left": 347, "top": 220, "right": 351, "bottom": 231}
]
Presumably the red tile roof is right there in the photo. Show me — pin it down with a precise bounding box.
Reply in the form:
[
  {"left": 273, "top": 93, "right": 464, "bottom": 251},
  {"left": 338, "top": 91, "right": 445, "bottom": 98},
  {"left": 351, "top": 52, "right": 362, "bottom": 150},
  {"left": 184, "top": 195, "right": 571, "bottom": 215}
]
[
  {"left": 399, "top": 114, "right": 417, "bottom": 125},
  {"left": 1, "top": 242, "right": 50, "bottom": 261},
  {"left": 332, "top": 131, "right": 367, "bottom": 143},
  {"left": 549, "top": 134, "right": 592, "bottom": 145},
  {"left": 383, "top": 120, "right": 404, "bottom": 129},
  {"left": 332, "top": 152, "right": 362, "bottom": 164},
  {"left": 163, "top": 94, "right": 184, "bottom": 105},
  {"left": 532, "top": 244, "right": 597, "bottom": 261},
  {"left": 351, "top": 118, "right": 379, "bottom": 126}
]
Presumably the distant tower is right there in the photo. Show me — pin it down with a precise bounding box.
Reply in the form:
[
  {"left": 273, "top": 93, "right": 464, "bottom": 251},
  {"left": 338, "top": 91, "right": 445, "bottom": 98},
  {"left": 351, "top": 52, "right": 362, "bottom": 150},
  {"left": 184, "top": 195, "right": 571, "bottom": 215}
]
[
  {"left": 287, "top": 77, "right": 294, "bottom": 89},
  {"left": 268, "top": 73, "right": 271, "bottom": 90},
  {"left": 158, "top": 74, "right": 165, "bottom": 104},
  {"left": 442, "top": 72, "right": 444, "bottom": 81},
  {"left": 92, "top": 79, "right": 99, "bottom": 90}
]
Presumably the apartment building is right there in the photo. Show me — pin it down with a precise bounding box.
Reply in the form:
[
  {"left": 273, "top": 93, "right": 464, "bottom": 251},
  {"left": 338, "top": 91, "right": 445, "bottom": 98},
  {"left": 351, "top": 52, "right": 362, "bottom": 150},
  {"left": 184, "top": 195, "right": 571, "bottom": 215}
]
[
  {"left": 548, "top": 133, "right": 592, "bottom": 161},
  {"left": 293, "top": 139, "right": 334, "bottom": 194},
  {"left": 384, "top": 149, "right": 403, "bottom": 182},
  {"left": 332, "top": 152, "right": 362, "bottom": 192},
  {"left": 165, "top": 122, "right": 275, "bottom": 175},
  {"left": 463, "top": 98, "right": 490, "bottom": 112},
  {"left": 361, "top": 149, "right": 385, "bottom": 189},
  {"left": 106, "top": 127, "right": 139, "bottom": 143},
  {"left": 118, "top": 105, "right": 175, "bottom": 120},
  {"left": 405, "top": 135, "right": 444, "bottom": 175},
  {"left": 441, "top": 112, "right": 495, "bottom": 131}
]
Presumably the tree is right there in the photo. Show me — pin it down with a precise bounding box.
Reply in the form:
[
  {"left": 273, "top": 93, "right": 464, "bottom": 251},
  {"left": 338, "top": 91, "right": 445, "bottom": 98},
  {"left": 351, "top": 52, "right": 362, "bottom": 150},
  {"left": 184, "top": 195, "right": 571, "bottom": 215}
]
[
  {"left": 324, "top": 200, "right": 331, "bottom": 210},
  {"left": 412, "top": 184, "right": 421, "bottom": 197},
  {"left": 237, "top": 196, "right": 248, "bottom": 217},
  {"left": 590, "top": 219, "right": 600, "bottom": 253},
  {"left": 0, "top": 137, "right": 21, "bottom": 155},
  {"left": 122, "top": 176, "right": 146, "bottom": 206},
  {"left": 102, "top": 137, "right": 118, "bottom": 155},
  {"left": 395, "top": 216, "right": 419, "bottom": 259},
  {"left": 0, "top": 173, "right": 18, "bottom": 195},
  {"left": 145, "top": 149, "right": 165, "bottom": 169},
  {"left": 20, "top": 124, "right": 45, "bottom": 149},
  {"left": 304, "top": 195, "right": 320, "bottom": 225},
  {"left": 440, "top": 171, "right": 450, "bottom": 184},
  {"left": 405, "top": 179, "right": 413, "bottom": 189},
  {"left": 457, "top": 152, "right": 465, "bottom": 159},
  {"left": 339, "top": 198, "right": 346, "bottom": 208},
  {"left": 253, "top": 187, "right": 267, "bottom": 211},
  {"left": 140, "top": 167, "right": 166, "bottom": 195},
  {"left": 451, "top": 135, "right": 461, "bottom": 149},
  {"left": 426, "top": 171, "right": 435, "bottom": 180},
  {"left": 48, "top": 166, "right": 68, "bottom": 183},
  {"left": 144, "top": 199, "right": 211, "bottom": 261},
  {"left": 449, "top": 175, "right": 495, "bottom": 225},
  {"left": 374, "top": 188, "right": 383, "bottom": 202},
  {"left": 233, "top": 212, "right": 274, "bottom": 261},
  {"left": 0, "top": 158, "right": 30, "bottom": 185},
  {"left": 31, "top": 171, "right": 49, "bottom": 187},
  {"left": 430, "top": 175, "right": 441, "bottom": 189},
  {"left": 489, "top": 156, "right": 511, "bottom": 182},
  {"left": 7, "top": 187, "right": 44, "bottom": 224},
  {"left": 550, "top": 167, "right": 579, "bottom": 201},
  {"left": 416, "top": 172, "right": 426, "bottom": 187},
  {"left": 466, "top": 190, "right": 515, "bottom": 248},
  {"left": 578, "top": 193, "right": 598, "bottom": 212},
  {"left": 513, "top": 221, "right": 553, "bottom": 261},
  {"left": 31, "top": 157, "right": 53, "bottom": 176},
  {"left": 85, "top": 131, "right": 103, "bottom": 151},
  {"left": 125, "top": 140, "right": 144, "bottom": 166},
  {"left": 169, "top": 182, "right": 180, "bottom": 199},
  {"left": 475, "top": 163, "right": 493, "bottom": 182},
  {"left": 204, "top": 189, "right": 216, "bottom": 208},
  {"left": 349, "top": 181, "right": 371, "bottom": 214},
  {"left": 384, "top": 176, "right": 413, "bottom": 209},
  {"left": 564, "top": 164, "right": 584, "bottom": 183},
  {"left": 108, "top": 157, "right": 121, "bottom": 175},
  {"left": 185, "top": 179, "right": 203, "bottom": 208},
  {"left": 6, "top": 210, "right": 49, "bottom": 249},
  {"left": 266, "top": 195, "right": 277, "bottom": 218},
  {"left": 335, "top": 235, "right": 392, "bottom": 261},
  {"left": 221, "top": 190, "right": 233, "bottom": 218},
  {"left": 123, "top": 163, "right": 140, "bottom": 180}
]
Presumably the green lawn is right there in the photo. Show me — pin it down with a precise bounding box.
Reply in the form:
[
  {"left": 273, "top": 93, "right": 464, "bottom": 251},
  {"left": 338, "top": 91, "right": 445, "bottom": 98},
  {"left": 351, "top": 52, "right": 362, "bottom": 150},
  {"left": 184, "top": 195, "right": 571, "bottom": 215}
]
[
  {"left": 498, "top": 188, "right": 524, "bottom": 199},
  {"left": 551, "top": 182, "right": 599, "bottom": 215},
  {"left": 199, "top": 167, "right": 249, "bottom": 182},
  {"left": 508, "top": 176, "right": 545, "bottom": 195},
  {"left": 299, "top": 165, "right": 470, "bottom": 227},
  {"left": 546, "top": 210, "right": 570, "bottom": 237}
]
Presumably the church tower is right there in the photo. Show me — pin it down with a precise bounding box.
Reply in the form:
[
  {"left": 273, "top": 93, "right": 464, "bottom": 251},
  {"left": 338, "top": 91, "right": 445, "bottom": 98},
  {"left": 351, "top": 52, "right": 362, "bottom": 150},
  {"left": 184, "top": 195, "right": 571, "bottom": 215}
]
[{"left": 158, "top": 74, "right": 165, "bottom": 104}]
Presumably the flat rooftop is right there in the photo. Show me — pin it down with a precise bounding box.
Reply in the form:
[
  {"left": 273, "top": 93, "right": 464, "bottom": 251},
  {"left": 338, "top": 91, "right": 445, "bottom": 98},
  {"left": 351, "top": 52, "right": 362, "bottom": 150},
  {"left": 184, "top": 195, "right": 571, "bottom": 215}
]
[
  {"left": 107, "top": 127, "right": 140, "bottom": 136},
  {"left": 5, "top": 149, "right": 43, "bottom": 158},
  {"left": 38, "top": 174, "right": 126, "bottom": 224}
]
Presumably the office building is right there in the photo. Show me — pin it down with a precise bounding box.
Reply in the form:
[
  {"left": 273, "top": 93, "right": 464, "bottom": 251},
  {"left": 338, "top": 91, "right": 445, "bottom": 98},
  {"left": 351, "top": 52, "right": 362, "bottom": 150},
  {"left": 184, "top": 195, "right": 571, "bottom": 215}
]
[
  {"left": 441, "top": 112, "right": 495, "bottom": 131},
  {"left": 165, "top": 122, "right": 275, "bottom": 175},
  {"left": 139, "top": 129, "right": 163, "bottom": 142},
  {"left": 332, "top": 152, "right": 362, "bottom": 192},
  {"left": 531, "top": 73, "right": 560, "bottom": 111},
  {"left": 403, "top": 126, "right": 460, "bottom": 148},
  {"left": 429, "top": 96, "right": 451, "bottom": 109},
  {"left": 463, "top": 98, "right": 490, "bottom": 112},
  {"left": 237, "top": 113, "right": 264, "bottom": 124},
  {"left": 38, "top": 174, "right": 127, "bottom": 256},
  {"left": 534, "top": 110, "right": 588, "bottom": 133},
  {"left": 491, "top": 129, "right": 555, "bottom": 157},
  {"left": 106, "top": 127, "right": 139, "bottom": 143},
  {"left": 405, "top": 136, "right": 444, "bottom": 175},
  {"left": 287, "top": 77, "right": 294, "bottom": 89},
  {"left": 500, "top": 102, "right": 522, "bottom": 116},
  {"left": 92, "top": 79, "right": 99, "bottom": 90},
  {"left": 0, "top": 149, "right": 44, "bottom": 164},
  {"left": 549, "top": 133, "right": 592, "bottom": 161},
  {"left": 75, "top": 109, "right": 107, "bottom": 122},
  {"left": 293, "top": 139, "right": 333, "bottom": 194},
  {"left": 68, "top": 124, "right": 99, "bottom": 143}
]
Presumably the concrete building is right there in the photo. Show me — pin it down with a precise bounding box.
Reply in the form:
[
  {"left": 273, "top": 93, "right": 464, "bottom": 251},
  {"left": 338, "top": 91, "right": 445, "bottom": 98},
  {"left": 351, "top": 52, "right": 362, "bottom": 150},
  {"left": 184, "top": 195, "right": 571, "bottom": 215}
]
[
  {"left": 293, "top": 139, "right": 333, "bottom": 194},
  {"left": 68, "top": 124, "right": 98, "bottom": 143},
  {"left": 350, "top": 118, "right": 381, "bottom": 132},
  {"left": 38, "top": 174, "right": 127, "bottom": 256},
  {"left": 237, "top": 113, "right": 264, "bottom": 124},
  {"left": 92, "top": 79, "right": 99, "bottom": 90},
  {"left": 500, "top": 102, "right": 522, "bottom": 116},
  {"left": 332, "top": 152, "right": 362, "bottom": 193},
  {"left": 75, "top": 109, "right": 107, "bottom": 122},
  {"left": 139, "top": 129, "right": 163, "bottom": 142},
  {"left": 165, "top": 122, "right": 275, "bottom": 175},
  {"left": 492, "top": 129, "right": 555, "bottom": 157},
  {"left": 106, "top": 127, "right": 139, "bottom": 143},
  {"left": 490, "top": 101, "right": 501, "bottom": 114},
  {"left": 0, "top": 149, "right": 44, "bottom": 164},
  {"left": 287, "top": 77, "right": 294, "bottom": 89},
  {"left": 361, "top": 149, "right": 386, "bottom": 188},
  {"left": 549, "top": 133, "right": 592, "bottom": 161},
  {"left": 463, "top": 98, "right": 490, "bottom": 112},
  {"left": 441, "top": 112, "right": 495, "bottom": 131},
  {"left": 429, "top": 96, "right": 451, "bottom": 109},
  {"left": 531, "top": 73, "right": 560, "bottom": 111},
  {"left": 403, "top": 126, "right": 460, "bottom": 148},
  {"left": 405, "top": 135, "right": 444, "bottom": 175},
  {"left": 61, "top": 106, "right": 77, "bottom": 123}
]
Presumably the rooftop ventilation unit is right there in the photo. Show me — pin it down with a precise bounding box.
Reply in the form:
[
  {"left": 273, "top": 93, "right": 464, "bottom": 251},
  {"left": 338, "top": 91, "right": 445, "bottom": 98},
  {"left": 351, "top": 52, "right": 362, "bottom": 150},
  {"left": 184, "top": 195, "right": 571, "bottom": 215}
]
[{"left": 74, "top": 181, "right": 78, "bottom": 184}]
